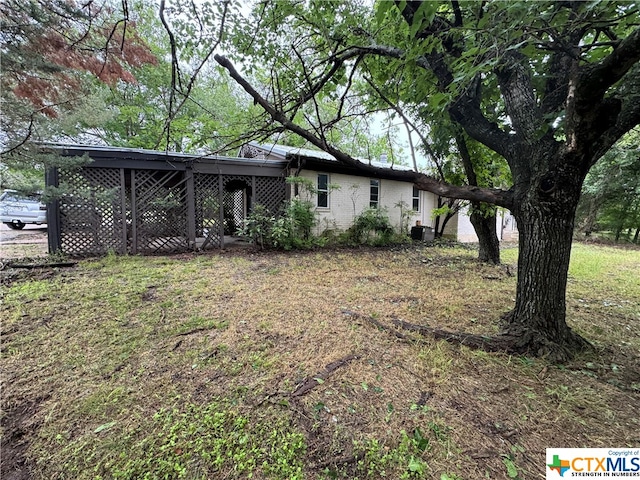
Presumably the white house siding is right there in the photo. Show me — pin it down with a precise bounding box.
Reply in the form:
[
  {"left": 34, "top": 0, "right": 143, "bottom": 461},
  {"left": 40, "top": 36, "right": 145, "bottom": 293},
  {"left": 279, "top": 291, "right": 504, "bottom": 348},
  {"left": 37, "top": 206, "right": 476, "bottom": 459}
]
[
  {"left": 418, "top": 191, "right": 438, "bottom": 228},
  {"left": 294, "top": 170, "right": 421, "bottom": 234},
  {"left": 454, "top": 210, "right": 477, "bottom": 242},
  {"left": 446, "top": 206, "right": 519, "bottom": 243}
]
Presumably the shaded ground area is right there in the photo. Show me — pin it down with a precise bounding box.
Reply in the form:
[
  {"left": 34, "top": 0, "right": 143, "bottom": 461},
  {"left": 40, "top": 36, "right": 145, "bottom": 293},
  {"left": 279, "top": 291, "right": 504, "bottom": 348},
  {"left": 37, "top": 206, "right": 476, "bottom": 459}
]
[{"left": 1, "top": 244, "right": 639, "bottom": 479}]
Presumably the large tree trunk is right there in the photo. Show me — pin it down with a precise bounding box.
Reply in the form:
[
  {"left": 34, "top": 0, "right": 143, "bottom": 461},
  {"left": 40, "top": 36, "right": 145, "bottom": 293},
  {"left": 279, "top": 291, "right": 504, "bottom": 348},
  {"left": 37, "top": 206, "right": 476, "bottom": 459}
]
[
  {"left": 502, "top": 192, "right": 590, "bottom": 361},
  {"left": 469, "top": 206, "right": 501, "bottom": 264}
]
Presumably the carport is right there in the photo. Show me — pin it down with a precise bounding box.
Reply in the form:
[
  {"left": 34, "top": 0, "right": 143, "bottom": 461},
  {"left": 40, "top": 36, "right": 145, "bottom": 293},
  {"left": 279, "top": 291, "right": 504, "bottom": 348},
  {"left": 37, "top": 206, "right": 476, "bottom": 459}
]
[{"left": 44, "top": 145, "right": 287, "bottom": 256}]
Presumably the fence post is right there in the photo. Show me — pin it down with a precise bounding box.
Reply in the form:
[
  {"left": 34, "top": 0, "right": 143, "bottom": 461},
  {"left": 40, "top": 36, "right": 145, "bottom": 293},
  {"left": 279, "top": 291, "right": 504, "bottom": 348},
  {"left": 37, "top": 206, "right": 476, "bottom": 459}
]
[
  {"left": 118, "top": 168, "right": 127, "bottom": 254},
  {"left": 185, "top": 168, "right": 196, "bottom": 250},
  {"left": 45, "top": 167, "right": 61, "bottom": 255},
  {"left": 130, "top": 170, "right": 138, "bottom": 253},
  {"left": 219, "top": 174, "right": 225, "bottom": 248}
]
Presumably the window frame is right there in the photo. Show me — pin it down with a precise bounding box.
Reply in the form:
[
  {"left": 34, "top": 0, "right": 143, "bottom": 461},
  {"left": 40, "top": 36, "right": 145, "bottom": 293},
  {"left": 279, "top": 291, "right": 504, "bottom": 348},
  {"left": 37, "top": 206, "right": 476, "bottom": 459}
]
[
  {"left": 370, "top": 179, "right": 380, "bottom": 208},
  {"left": 412, "top": 186, "right": 420, "bottom": 212},
  {"left": 317, "top": 173, "right": 330, "bottom": 208}
]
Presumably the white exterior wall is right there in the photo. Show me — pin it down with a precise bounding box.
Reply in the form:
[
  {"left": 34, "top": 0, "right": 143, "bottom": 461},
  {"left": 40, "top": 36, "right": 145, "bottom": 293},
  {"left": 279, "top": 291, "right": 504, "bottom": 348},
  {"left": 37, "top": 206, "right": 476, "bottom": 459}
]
[
  {"left": 296, "top": 170, "right": 421, "bottom": 234},
  {"left": 440, "top": 213, "right": 462, "bottom": 242},
  {"left": 448, "top": 206, "right": 519, "bottom": 243},
  {"left": 418, "top": 191, "right": 438, "bottom": 228},
  {"left": 455, "top": 209, "right": 477, "bottom": 242},
  {"left": 500, "top": 212, "right": 519, "bottom": 241}
]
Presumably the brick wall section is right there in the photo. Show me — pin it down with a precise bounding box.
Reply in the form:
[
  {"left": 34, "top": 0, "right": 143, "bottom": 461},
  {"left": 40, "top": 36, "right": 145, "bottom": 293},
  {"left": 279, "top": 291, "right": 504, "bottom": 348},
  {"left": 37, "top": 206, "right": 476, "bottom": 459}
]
[
  {"left": 295, "top": 170, "right": 423, "bottom": 235},
  {"left": 289, "top": 169, "right": 521, "bottom": 242}
]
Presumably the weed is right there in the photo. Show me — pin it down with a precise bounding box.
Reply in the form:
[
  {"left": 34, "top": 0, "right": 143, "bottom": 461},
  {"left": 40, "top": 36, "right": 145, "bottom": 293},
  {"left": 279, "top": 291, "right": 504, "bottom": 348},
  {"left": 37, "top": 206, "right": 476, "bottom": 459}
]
[
  {"left": 501, "top": 454, "right": 521, "bottom": 479},
  {"left": 92, "top": 400, "right": 306, "bottom": 479},
  {"left": 351, "top": 429, "right": 435, "bottom": 479},
  {"left": 2, "top": 243, "right": 638, "bottom": 480}
]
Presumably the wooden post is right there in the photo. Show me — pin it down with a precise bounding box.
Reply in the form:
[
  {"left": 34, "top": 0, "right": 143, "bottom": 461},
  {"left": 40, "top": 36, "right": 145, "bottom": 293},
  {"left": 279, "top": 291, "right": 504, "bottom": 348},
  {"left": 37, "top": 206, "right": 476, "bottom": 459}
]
[
  {"left": 120, "top": 168, "right": 128, "bottom": 254},
  {"left": 185, "top": 168, "right": 196, "bottom": 250},
  {"left": 219, "top": 173, "right": 225, "bottom": 248},
  {"left": 130, "top": 170, "right": 138, "bottom": 253},
  {"left": 45, "top": 167, "right": 61, "bottom": 255}
]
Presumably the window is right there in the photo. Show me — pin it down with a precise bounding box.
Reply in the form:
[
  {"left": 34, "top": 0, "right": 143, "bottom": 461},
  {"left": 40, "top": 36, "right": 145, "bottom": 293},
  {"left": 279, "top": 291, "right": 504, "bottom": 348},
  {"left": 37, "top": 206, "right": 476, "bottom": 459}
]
[
  {"left": 317, "top": 174, "right": 329, "bottom": 208},
  {"left": 412, "top": 186, "right": 420, "bottom": 211},
  {"left": 370, "top": 179, "right": 380, "bottom": 208}
]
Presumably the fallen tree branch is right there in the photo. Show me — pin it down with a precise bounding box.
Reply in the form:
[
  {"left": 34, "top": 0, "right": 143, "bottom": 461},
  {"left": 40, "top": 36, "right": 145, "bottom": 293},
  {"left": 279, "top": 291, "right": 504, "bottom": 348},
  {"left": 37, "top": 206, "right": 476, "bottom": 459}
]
[
  {"left": 291, "top": 354, "right": 359, "bottom": 397},
  {"left": 342, "top": 309, "right": 523, "bottom": 354},
  {"left": 309, "top": 451, "right": 365, "bottom": 471},
  {"left": 341, "top": 309, "right": 413, "bottom": 342},
  {"left": 4, "top": 262, "right": 77, "bottom": 269},
  {"left": 175, "top": 327, "right": 213, "bottom": 337}
]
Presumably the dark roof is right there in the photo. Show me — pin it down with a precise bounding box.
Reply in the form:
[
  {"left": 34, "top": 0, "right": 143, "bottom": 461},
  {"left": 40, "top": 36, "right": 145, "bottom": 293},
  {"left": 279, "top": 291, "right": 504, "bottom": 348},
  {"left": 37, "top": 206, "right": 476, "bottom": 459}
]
[{"left": 42, "top": 143, "right": 288, "bottom": 176}]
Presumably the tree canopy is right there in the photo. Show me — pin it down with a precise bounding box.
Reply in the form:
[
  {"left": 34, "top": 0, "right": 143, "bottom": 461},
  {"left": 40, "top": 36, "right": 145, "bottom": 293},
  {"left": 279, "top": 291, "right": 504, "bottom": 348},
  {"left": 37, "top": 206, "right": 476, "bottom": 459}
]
[
  {"left": 207, "top": 0, "right": 640, "bottom": 359},
  {"left": 0, "top": 0, "right": 156, "bottom": 149}
]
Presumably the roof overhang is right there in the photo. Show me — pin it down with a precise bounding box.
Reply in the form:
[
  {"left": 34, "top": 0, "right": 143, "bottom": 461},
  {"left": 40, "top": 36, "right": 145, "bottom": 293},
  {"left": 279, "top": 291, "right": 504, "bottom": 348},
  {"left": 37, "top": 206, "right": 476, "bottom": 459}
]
[{"left": 41, "top": 143, "right": 288, "bottom": 177}]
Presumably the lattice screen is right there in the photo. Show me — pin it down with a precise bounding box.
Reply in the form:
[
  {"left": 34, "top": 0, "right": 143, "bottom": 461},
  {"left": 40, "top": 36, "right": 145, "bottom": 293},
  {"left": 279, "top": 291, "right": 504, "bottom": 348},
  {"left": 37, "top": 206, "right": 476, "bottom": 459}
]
[
  {"left": 133, "top": 170, "right": 189, "bottom": 253},
  {"left": 255, "top": 176, "right": 286, "bottom": 215},
  {"left": 56, "top": 167, "right": 287, "bottom": 256},
  {"left": 194, "top": 173, "right": 222, "bottom": 249},
  {"left": 59, "top": 168, "right": 125, "bottom": 256}
]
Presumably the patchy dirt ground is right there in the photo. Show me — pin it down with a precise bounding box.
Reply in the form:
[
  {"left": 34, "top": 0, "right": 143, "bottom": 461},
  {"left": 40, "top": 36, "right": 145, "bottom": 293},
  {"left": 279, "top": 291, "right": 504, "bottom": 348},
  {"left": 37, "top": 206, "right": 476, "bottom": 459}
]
[
  {"left": 1, "top": 244, "right": 638, "bottom": 479},
  {"left": 0, "top": 224, "right": 48, "bottom": 260}
]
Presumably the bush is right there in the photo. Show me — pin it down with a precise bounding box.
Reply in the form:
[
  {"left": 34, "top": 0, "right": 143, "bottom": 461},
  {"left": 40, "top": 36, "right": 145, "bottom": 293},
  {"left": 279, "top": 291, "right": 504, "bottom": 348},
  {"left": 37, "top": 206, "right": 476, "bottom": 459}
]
[
  {"left": 238, "top": 200, "right": 325, "bottom": 250},
  {"left": 237, "top": 204, "right": 275, "bottom": 249},
  {"left": 347, "top": 207, "right": 397, "bottom": 246}
]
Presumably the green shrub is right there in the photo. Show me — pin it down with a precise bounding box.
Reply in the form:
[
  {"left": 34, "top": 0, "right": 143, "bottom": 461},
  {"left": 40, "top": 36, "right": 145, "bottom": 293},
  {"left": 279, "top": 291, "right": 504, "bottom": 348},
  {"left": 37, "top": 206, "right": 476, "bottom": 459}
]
[
  {"left": 238, "top": 200, "right": 325, "bottom": 250},
  {"left": 347, "top": 207, "right": 396, "bottom": 246},
  {"left": 237, "top": 204, "right": 275, "bottom": 249}
]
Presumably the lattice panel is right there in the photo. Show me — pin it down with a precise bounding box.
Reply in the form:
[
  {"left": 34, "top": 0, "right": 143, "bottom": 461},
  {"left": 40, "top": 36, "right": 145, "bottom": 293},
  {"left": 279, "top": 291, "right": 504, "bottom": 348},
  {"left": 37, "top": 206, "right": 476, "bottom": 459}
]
[
  {"left": 223, "top": 175, "right": 252, "bottom": 235},
  {"left": 59, "top": 168, "right": 125, "bottom": 256},
  {"left": 194, "top": 173, "right": 222, "bottom": 249},
  {"left": 255, "top": 176, "right": 286, "bottom": 215},
  {"left": 133, "top": 170, "right": 189, "bottom": 253}
]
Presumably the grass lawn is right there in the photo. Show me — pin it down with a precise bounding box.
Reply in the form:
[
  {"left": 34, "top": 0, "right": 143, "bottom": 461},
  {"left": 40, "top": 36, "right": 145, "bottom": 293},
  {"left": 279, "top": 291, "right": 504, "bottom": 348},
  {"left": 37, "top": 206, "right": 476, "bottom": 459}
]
[{"left": 1, "top": 242, "right": 639, "bottom": 479}]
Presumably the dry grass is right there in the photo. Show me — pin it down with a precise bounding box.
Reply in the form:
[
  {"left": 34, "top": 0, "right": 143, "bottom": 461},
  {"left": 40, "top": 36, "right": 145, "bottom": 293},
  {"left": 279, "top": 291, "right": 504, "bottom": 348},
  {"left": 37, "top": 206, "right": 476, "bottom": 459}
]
[{"left": 1, "top": 243, "right": 639, "bottom": 479}]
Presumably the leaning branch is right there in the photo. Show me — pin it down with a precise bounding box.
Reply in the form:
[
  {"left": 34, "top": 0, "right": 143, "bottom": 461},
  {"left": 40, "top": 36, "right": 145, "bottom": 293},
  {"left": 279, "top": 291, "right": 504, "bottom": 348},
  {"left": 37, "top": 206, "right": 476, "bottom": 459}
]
[
  {"left": 577, "top": 27, "right": 640, "bottom": 107},
  {"left": 214, "top": 54, "right": 514, "bottom": 209}
]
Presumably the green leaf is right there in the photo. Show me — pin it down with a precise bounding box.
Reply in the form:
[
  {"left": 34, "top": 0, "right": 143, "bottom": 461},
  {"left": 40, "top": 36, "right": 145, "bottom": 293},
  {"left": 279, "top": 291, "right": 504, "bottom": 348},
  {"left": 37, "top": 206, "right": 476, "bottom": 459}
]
[
  {"left": 408, "top": 456, "right": 425, "bottom": 473},
  {"left": 375, "top": 0, "right": 395, "bottom": 25},
  {"left": 94, "top": 421, "right": 117, "bottom": 433},
  {"left": 502, "top": 456, "right": 519, "bottom": 478}
]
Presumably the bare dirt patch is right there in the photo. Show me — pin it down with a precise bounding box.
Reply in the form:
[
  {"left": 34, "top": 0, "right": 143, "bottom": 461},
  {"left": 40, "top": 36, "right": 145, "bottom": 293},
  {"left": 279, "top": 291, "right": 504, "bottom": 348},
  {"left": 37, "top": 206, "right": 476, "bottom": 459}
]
[
  {"left": 1, "top": 244, "right": 638, "bottom": 479},
  {"left": 0, "top": 224, "right": 48, "bottom": 260}
]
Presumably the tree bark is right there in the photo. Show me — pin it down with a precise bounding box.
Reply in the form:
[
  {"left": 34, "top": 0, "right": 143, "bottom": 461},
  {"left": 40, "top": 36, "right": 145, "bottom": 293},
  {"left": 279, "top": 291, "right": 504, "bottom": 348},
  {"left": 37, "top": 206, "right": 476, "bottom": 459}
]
[
  {"left": 454, "top": 131, "right": 501, "bottom": 264},
  {"left": 502, "top": 189, "right": 590, "bottom": 361},
  {"left": 470, "top": 207, "right": 500, "bottom": 264}
]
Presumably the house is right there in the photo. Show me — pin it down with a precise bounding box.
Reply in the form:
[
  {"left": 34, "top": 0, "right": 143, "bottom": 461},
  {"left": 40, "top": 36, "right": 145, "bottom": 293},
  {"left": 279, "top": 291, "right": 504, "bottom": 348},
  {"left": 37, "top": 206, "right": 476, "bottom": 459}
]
[
  {"left": 240, "top": 142, "right": 518, "bottom": 242},
  {"left": 44, "top": 142, "right": 515, "bottom": 257},
  {"left": 239, "top": 142, "right": 429, "bottom": 235}
]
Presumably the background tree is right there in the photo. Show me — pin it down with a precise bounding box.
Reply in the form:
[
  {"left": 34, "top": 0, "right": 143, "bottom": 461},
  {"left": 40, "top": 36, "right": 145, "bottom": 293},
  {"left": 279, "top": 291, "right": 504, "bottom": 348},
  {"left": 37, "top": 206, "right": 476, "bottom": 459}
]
[
  {"left": 73, "top": 0, "right": 264, "bottom": 154},
  {"left": 209, "top": 0, "right": 640, "bottom": 360},
  {"left": 576, "top": 129, "right": 640, "bottom": 243},
  {"left": 0, "top": 0, "right": 156, "bottom": 188}
]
